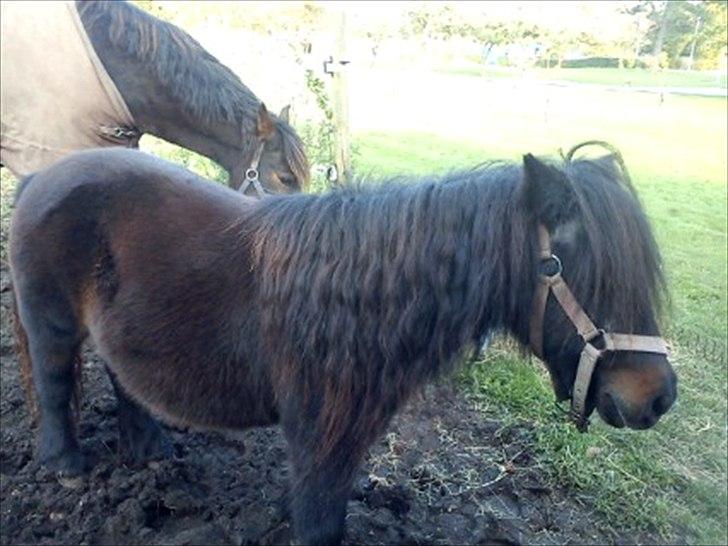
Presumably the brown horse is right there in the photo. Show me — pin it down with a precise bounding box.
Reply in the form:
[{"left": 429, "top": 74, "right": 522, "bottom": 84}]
[
  {"left": 0, "top": 0, "right": 309, "bottom": 195},
  {"left": 10, "top": 144, "right": 676, "bottom": 545}
]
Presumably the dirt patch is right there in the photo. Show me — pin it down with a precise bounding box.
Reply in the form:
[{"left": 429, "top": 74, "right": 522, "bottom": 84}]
[{"left": 0, "top": 241, "right": 666, "bottom": 545}]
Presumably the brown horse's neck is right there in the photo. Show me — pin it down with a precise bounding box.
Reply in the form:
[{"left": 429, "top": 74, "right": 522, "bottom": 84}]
[
  {"left": 76, "top": 0, "right": 261, "bottom": 182},
  {"left": 135, "top": 111, "right": 249, "bottom": 180}
]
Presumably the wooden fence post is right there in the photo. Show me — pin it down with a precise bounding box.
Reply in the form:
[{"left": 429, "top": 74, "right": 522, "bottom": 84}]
[{"left": 331, "top": 9, "right": 352, "bottom": 184}]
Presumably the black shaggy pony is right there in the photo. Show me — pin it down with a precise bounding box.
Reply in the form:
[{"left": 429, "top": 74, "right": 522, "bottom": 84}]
[{"left": 10, "top": 145, "right": 675, "bottom": 545}]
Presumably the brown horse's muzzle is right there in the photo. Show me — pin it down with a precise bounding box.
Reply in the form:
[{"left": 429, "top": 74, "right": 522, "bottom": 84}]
[{"left": 593, "top": 353, "right": 677, "bottom": 430}]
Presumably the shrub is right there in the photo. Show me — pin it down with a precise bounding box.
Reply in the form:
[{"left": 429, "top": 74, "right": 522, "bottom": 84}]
[{"left": 561, "top": 57, "right": 620, "bottom": 68}]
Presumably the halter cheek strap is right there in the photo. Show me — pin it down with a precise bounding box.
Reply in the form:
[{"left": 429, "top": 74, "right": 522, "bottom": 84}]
[
  {"left": 237, "top": 139, "right": 267, "bottom": 198},
  {"left": 529, "top": 224, "right": 669, "bottom": 431}
]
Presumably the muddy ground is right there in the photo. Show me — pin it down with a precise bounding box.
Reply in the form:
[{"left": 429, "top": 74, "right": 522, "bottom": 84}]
[{"left": 0, "top": 256, "right": 666, "bottom": 546}]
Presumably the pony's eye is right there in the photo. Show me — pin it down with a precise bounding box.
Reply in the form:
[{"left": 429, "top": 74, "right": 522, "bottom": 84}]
[{"left": 280, "top": 176, "right": 296, "bottom": 187}]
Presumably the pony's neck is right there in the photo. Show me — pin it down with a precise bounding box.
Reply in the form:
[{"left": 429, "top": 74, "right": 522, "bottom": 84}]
[
  {"left": 391, "top": 178, "right": 536, "bottom": 360},
  {"left": 253, "top": 171, "right": 536, "bottom": 375}
]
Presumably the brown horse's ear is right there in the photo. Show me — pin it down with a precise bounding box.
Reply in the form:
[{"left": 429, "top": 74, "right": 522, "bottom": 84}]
[
  {"left": 521, "top": 153, "right": 576, "bottom": 228},
  {"left": 279, "top": 104, "right": 291, "bottom": 124},
  {"left": 257, "top": 103, "right": 275, "bottom": 139}
]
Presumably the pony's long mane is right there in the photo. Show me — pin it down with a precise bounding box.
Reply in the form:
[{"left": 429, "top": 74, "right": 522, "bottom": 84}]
[
  {"left": 242, "top": 154, "right": 665, "bottom": 460},
  {"left": 251, "top": 164, "right": 534, "bottom": 367},
  {"left": 76, "top": 1, "right": 309, "bottom": 186},
  {"left": 245, "top": 164, "right": 534, "bottom": 459},
  {"left": 562, "top": 154, "right": 666, "bottom": 331}
]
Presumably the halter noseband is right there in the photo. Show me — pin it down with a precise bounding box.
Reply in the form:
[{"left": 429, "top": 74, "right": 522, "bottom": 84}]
[
  {"left": 237, "top": 139, "right": 268, "bottom": 198},
  {"left": 529, "top": 224, "right": 669, "bottom": 432}
]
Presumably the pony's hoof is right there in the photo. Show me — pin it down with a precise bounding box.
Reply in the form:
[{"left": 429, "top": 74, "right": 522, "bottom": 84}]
[
  {"left": 40, "top": 449, "right": 86, "bottom": 478},
  {"left": 122, "top": 430, "right": 174, "bottom": 465},
  {"left": 57, "top": 472, "right": 85, "bottom": 489}
]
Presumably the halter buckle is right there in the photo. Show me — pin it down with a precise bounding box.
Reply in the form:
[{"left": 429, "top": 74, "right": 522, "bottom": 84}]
[
  {"left": 245, "top": 168, "right": 259, "bottom": 182},
  {"left": 583, "top": 328, "right": 607, "bottom": 349}
]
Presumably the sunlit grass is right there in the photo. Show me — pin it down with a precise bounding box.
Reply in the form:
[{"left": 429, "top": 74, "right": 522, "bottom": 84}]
[{"left": 438, "top": 65, "right": 728, "bottom": 89}]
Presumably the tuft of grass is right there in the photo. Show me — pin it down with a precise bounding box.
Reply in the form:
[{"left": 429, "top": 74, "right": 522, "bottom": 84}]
[{"left": 1, "top": 169, "right": 17, "bottom": 268}]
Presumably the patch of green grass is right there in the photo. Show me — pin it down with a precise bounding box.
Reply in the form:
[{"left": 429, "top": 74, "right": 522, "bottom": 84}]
[
  {"left": 437, "top": 65, "right": 728, "bottom": 89},
  {"left": 352, "top": 91, "right": 727, "bottom": 544},
  {"left": 462, "top": 346, "right": 727, "bottom": 543},
  {"left": 0, "top": 169, "right": 17, "bottom": 268}
]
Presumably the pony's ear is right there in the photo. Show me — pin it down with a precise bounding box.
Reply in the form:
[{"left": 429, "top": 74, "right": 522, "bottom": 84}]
[
  {"left": 521, "top": 153, "right": 576, "bottom": 228},
  {"left": 279, "top": 104, "right": 291, "bottom": 123},
  {"left": 256, "top": 103, "right": 276, "bottom": 139}
]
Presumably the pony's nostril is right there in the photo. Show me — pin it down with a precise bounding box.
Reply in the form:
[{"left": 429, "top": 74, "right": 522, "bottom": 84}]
[
  {"left": 651, "top": 391, "right": 675, "bottom": 417},
  {"left": 639, "top": 414, "right": 658, "bottom": 429}
]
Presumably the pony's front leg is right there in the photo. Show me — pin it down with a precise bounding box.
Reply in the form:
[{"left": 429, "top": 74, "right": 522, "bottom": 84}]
[
  {"left": 283, "top": 411, "right": 362, "bottom": 546},
  {"left": 287, "top": 451, "right": 354, "bottom": 546}
]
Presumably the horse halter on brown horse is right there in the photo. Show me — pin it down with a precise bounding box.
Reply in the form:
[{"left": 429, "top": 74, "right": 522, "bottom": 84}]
[
  {"left": 237, "top": 139, "right": 267, "bottom": 198},
  {"left": 529, "top": 223, "right": 669, "bottom": 431}
]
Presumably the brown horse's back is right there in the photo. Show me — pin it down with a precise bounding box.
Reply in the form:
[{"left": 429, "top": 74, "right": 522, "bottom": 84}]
[{"left": 11, "top": 148, "right": 278, "bottom": 432}]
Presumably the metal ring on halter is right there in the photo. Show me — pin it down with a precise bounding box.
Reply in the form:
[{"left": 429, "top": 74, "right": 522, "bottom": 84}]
[
  {"left": 584, "top": 328, "right": 606, "bottom": 346},
  {"left": 245, "top": 168, "right": 259, "bottom": 181},
  {"left": 539, "top": 254, "right": 563, "bottom": 277}
]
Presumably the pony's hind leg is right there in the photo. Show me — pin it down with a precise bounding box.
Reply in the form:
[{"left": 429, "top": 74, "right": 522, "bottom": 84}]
[
  {"left": 106, "top": 368, "right": 172, "bottom": 464},
  {"left": 16, "top": 291, "right": 85, "bottom": 477}
]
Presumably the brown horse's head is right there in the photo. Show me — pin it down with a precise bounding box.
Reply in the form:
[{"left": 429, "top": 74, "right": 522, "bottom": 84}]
[
  {"left": 521, "top": 146, "right": 677, "bottom": 431},
  {"left": 235, "top": 103, "right": 310, "bottom": 197}
]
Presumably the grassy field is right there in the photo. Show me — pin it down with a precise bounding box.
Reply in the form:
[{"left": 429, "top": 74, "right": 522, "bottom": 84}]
[
  {"left": 438, "top": 65, "right": 728, "bottom": 89},
  {"left": 351, "top": 89, "right": 727, "bottom": 543}
]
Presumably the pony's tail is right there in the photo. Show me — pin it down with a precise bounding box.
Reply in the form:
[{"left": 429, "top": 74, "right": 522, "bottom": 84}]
[
  {"left": 12, "top": 291, "right": 83, "bottom": 426},
  {"left": 12, "top": 291, "right": 38, "bottom": 424}
]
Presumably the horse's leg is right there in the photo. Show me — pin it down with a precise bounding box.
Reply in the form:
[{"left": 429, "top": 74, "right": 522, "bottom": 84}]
[
  {"left": 106, "top": 368, "right": 172, "bottom": 463},
  {"left": 288, "top": 463, "right": 353, "bottom": 546},
  {"left": 283, "top": 420, "right": 362, "bottom": 546},
  {"left": 16, "top": 291, "right": 85, "bottom": 476}
]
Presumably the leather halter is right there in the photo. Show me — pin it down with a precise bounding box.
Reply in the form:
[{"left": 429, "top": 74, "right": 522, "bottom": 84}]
[
  {"left": 529, "top": 224, "right": 669, "bottom": 431},
  {"left": 237, "top": 139, "right": 267, "bottom": 198}
]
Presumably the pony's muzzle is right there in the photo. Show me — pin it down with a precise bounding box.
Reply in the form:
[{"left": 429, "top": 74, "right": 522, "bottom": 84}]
[{"left": 597, "top": 362, "right": 677, "bottom": 430}]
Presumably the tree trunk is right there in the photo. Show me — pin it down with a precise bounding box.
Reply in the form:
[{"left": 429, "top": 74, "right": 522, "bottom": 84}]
[
  {"left": 687, "top": 17, "right": 701, "bottom": 71},
  {"left": 651, "top": 1, "right": 674, "bottom": 69}
]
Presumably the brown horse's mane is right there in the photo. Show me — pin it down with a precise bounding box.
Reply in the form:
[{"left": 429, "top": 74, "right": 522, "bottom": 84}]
[
  {"left": 76, "top": 0, "right": 257, "bottom": 127},
  {"left": 243, "top": 155, "right": 666, "bottom": 458},
  {"left": 76, "top": 0, "right": 309, "bottom": 186}
]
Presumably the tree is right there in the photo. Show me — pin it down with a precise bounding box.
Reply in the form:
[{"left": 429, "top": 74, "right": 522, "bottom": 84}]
[
  {"left": 691, "top": 1, "right": 728, "bottom": 69},
  {"left": 627, "top": 0, "right": 727, "bottom": 69}
]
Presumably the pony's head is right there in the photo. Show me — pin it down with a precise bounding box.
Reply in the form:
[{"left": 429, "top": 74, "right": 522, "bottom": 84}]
[
  {"left": 236, "top": 103, "right": 310, "bottom": 197},
  {"left": 519, "top": 143, "right": 677, "bottom": 430}
]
